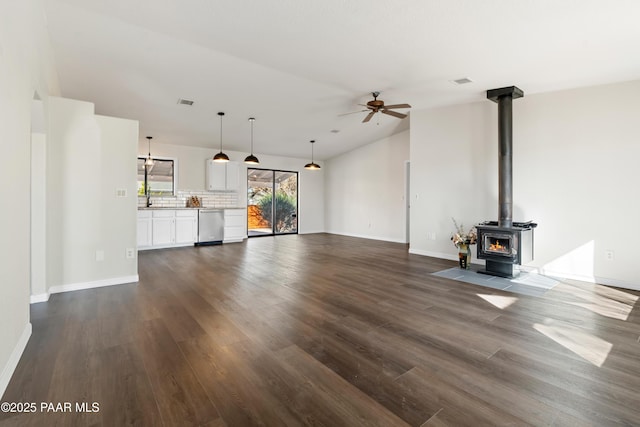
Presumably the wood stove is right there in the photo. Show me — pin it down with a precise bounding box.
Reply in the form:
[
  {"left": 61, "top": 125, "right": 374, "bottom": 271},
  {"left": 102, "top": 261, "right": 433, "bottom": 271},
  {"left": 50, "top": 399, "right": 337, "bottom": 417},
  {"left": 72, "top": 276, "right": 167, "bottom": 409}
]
[
  {"left": 477, "top": 221, "right": 536, "bottom": 278},
  {"left": 478, "top": 86, "right": 537, "bottom": 278}
]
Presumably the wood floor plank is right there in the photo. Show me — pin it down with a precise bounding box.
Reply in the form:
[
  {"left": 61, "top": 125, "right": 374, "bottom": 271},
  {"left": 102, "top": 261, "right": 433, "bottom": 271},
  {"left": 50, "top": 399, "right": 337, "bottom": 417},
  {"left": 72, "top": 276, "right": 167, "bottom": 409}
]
[
  {"left": 277, "top": 344, "right": 411, "bottom": 427},
  {"left": 396, "top": 366, "right": 532, "bottom": 427},
  {"left": 179, "top": 336, "right": 300, "bottom": 426},
  {"left": 135, "top": 318, "right": 221, "bottom": 426},
  {"left": 88, "top": 342, "right": 164, "bottom": 427}
]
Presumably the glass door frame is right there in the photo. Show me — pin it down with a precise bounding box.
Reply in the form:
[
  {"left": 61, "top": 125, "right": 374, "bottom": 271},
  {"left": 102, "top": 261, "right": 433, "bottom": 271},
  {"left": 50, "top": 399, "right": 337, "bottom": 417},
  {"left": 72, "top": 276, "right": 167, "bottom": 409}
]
[{"left": 247, "top": 168, "right": 299, "bottom": 237}]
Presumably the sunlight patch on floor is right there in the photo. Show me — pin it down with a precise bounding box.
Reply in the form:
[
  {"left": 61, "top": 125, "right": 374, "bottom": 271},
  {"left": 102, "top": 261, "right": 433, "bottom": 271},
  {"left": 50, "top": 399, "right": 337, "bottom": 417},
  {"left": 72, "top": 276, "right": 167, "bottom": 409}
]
[
  {"left": 554, "top": 282, "right": 638, "bottom": 321},
  {"left": 477, "top": 294, "right": 518, "bottom": 309},
  {"left": 534, "top": 319, "right": 612, "bottom": 367}
]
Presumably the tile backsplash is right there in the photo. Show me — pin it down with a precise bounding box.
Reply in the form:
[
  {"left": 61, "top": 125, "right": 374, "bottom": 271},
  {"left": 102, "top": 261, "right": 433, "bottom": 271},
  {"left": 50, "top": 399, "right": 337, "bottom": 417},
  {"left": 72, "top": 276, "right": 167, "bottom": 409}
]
[{"left": 139, "top": 190, "right": 240, "bottom": 208}]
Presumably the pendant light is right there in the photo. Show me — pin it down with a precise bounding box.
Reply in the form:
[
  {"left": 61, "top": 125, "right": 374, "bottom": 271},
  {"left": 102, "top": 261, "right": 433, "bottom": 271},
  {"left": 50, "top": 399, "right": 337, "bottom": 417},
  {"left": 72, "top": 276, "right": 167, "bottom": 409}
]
[
  {"left": 144, "top": 136, "right": 155, "bottom": 167},
  {"left": 244, "top": 117, "right": 260, "bottom": 164},
  {"left": 304, "top": 140, "right": 321, "bottom": 170},
  {"left": 213, "top": 112, "right": 230, "bottom": 162}
]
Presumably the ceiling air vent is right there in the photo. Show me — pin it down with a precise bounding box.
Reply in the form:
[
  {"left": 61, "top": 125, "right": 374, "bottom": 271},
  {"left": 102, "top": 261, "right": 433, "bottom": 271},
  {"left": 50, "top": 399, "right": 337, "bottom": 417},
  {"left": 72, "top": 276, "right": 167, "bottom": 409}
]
[
  {"left": 177, "top": 98, "right": 194, "bottom": 106},
  {"left": 452, "top": 77, "right": 473, "bottom": 85}
]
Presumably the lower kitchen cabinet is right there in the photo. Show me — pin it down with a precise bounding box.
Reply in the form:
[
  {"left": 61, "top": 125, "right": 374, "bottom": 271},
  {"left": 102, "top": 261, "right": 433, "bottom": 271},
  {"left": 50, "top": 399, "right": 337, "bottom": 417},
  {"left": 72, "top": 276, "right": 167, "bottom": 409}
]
[
  {"left": 152, "top": 211, "right": 175, "bottom": 246},
  {"left": 224, "top": 209, "right": 247, "bottom": 243},
  {"left": 175, "top": 210, "right": 198, "bottom": 244},
  {"left": 138, "top": 209, "right": 198, "bottom": 250},
  {"left": 137, "top": 210, "right": 152, "bottom": 248}
]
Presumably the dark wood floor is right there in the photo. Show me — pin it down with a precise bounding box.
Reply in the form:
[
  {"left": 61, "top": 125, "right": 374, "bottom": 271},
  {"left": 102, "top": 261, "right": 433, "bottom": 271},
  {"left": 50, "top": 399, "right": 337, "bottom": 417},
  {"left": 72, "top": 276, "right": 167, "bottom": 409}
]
[{"left": 2, "top": 234, "right": 640, "bottom": 426}]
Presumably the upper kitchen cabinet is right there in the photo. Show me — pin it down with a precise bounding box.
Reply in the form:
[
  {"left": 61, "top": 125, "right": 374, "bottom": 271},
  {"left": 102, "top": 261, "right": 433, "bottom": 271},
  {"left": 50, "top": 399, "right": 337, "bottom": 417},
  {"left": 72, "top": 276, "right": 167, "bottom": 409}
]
[{"left": 206, "top": 160, "right": 239, "bottom": 191}]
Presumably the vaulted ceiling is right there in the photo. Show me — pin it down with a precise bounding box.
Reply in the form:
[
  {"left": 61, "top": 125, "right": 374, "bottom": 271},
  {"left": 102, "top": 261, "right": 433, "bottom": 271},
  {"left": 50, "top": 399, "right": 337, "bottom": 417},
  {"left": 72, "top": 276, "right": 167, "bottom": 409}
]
[{"left": 44, "top": 0, "right": 640, "bottom": 160}]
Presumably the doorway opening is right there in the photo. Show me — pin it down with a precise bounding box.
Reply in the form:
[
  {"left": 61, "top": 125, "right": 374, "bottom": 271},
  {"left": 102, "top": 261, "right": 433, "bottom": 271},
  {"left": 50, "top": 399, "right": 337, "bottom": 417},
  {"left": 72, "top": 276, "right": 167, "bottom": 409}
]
[{"left": 247, "top": 168, "right": 298, "bottom": 237}]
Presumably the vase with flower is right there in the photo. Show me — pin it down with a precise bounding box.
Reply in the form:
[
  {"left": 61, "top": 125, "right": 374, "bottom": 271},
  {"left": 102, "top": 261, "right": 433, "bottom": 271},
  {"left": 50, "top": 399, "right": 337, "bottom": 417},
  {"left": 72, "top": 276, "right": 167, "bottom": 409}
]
[{"left": 451, "top": 218, "right": 477, "bottom": 269}]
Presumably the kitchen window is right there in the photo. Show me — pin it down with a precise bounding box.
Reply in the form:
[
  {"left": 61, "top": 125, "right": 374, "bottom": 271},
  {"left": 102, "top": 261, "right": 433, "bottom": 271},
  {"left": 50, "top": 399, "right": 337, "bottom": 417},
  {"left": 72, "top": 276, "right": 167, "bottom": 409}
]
[{"left": 137, "top": 157, "right": 176, "bottom": 196}]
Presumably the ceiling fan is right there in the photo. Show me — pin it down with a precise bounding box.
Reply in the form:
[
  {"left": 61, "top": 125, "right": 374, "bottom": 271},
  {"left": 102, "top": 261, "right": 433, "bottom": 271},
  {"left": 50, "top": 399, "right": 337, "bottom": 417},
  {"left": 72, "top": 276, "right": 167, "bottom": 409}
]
[{"left": 342, "top": 92, "right": 412, "bottom": 123}]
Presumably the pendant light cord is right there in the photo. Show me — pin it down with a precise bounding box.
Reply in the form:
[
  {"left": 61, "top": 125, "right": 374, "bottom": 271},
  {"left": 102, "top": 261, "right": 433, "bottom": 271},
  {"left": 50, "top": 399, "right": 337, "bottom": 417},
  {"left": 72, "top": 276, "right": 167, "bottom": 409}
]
[
  {"left": 250, "top": 119, "right": 254, "bottom": 154},
  {"left": 219, "top": 114, "right": 223, "bottom": 152}
]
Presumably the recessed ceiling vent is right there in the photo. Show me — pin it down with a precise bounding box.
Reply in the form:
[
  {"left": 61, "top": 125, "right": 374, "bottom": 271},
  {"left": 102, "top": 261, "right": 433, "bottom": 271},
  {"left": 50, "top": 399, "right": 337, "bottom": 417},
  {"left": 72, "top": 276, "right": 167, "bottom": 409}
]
[
  {"left": 177, "top": 98, "right": 194, "bottom": 106},
  {"left": 452, "top": 77, "right": 473, "bottom": 85}
]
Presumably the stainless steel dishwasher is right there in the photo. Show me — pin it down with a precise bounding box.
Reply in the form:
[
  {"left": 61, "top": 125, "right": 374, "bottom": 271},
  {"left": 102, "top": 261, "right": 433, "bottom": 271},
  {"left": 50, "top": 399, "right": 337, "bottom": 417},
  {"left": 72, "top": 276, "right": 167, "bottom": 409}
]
[{"left": 196, "top": 209, "right": 224, "bottom": 245}]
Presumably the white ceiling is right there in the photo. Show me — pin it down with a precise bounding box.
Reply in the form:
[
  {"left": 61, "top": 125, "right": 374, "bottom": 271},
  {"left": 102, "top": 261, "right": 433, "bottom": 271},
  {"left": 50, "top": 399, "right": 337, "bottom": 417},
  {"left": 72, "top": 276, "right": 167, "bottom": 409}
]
[{"left": 44, "top": 0, "right": 640, "bottom": 160}]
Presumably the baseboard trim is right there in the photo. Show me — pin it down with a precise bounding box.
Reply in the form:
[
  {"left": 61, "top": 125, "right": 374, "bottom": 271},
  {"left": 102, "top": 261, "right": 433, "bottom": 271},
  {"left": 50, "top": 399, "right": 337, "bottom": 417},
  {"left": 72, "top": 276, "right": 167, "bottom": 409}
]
[
  {"left": 409, "top": 248, "right": 456, "bottom": 260},
  {"left": 538, "top": 269, "right": 640, "bottom": 292},
  {"left": 408, "top": 248, "right": 484, "bottom": 266},
  {"left": 0, "top": 322, "right": 32, "bottom": 399},
  {"left": 31, "top": 275, "right": 139, "bottom": 302},
  {"left": 30, "top": 292, "right": 50, "bottom": 304},
  {"left": 327, "top": 231, "right": 407, "bottom": 244},
  {"left": 593, "top": 276, "right": 640, "bottom": 291}
]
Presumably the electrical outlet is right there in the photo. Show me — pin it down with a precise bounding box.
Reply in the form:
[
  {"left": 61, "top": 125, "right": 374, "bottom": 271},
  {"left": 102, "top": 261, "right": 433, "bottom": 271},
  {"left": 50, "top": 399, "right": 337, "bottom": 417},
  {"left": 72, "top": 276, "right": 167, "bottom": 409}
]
[
  {"left": 95, "top": 250, "right": 104, "bottom": 262},
  {"left": 116, "top": 189, "right": 127, "bottom": 197},
  {"left": 605, "top": 250, "right": 614, "bottom": 260},
  {"left": 427, "top": 232, "right": 437, "bottom": 240},
  {"left": 126, "top": 248, "right": 135, "bottom": 259}
]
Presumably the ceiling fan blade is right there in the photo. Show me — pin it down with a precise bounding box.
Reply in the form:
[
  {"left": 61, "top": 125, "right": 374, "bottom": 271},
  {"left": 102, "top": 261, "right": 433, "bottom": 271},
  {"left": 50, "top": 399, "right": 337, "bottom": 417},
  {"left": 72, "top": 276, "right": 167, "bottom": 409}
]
[
  {"left": 338, "top": 109, "right": 369, "bottom": 117},
  {"left": 383, "top": 103, "right": 411, "bottom": 109},
  {"left": 362, "top": 111, "right": 376, "bottom": 123},
  {"left": 381, "top": 109, "right": 407, "bottom": 119}
]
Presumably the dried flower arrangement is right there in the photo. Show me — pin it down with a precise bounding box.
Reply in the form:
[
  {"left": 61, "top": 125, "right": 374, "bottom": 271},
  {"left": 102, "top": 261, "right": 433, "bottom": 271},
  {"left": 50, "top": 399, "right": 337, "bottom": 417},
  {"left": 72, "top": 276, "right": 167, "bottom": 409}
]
[{"left": 451, "top": 218, "right": 477, "bottom": 247}]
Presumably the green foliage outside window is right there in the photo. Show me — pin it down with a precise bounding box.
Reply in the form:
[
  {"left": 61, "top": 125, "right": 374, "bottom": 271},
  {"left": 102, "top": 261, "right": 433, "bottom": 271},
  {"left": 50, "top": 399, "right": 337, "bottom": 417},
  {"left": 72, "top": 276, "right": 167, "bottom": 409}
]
[{"left": 257, "top": 192, "right": 297, "bottom": 233}]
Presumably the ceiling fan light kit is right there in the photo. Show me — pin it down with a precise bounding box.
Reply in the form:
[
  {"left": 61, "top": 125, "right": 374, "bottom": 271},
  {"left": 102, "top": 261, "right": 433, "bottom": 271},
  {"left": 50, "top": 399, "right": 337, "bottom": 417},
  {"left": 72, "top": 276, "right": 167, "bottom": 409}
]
[
  {"left": 244, "top": 117, "right": 260, "bottom": 164},
  {"left": 304, "top": 140, "right": 321, "bottom": 170},
  {"left": 213, "top": 111, "right": 230, "bottom": 162}
]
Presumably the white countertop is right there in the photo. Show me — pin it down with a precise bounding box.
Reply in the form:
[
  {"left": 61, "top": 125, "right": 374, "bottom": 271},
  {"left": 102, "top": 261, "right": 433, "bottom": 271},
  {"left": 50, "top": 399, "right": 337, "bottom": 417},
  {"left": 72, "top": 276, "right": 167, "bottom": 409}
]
[{"left": 138, "top": 206, "right": 245, "bottom": 210}]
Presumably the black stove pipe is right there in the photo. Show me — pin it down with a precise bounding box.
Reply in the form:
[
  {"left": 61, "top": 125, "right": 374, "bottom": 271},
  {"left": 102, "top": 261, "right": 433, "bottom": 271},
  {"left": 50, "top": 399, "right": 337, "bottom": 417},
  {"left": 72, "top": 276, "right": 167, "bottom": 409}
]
[{"left": 487, "top": 86, "right": 523, "bottom": 228}]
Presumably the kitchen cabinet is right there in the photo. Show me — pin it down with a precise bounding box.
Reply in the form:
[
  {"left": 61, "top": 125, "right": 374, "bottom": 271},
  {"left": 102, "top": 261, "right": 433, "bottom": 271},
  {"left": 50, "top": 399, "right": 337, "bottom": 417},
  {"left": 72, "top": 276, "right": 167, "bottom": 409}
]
[
  {"left": 152, "top": 210, "right": 175, "bottom": 246},
  {"left": 138, "top": 209, "right": 198, "bottom": 250},
  {"left": 225, "top": 161, "right": 240, "bottom": 191},
  {"left": 224, "top": 209, "right": 246, "bottom": 243},
  {"left": 175, "top": 210, "right": 198, "bottom": 244},
  {"left": 137, "top": 210, "right": 152, "bottom": 248},
  {"left": 206, "top": 160, "right": 239, "bottom": 191}
]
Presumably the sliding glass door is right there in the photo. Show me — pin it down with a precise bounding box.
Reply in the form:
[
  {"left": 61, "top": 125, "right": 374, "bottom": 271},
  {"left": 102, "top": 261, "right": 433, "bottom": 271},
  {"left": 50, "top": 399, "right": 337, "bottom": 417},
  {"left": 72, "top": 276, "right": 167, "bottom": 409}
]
[{"left": 247, "top": 168, "right": 298, "bottom": 237}]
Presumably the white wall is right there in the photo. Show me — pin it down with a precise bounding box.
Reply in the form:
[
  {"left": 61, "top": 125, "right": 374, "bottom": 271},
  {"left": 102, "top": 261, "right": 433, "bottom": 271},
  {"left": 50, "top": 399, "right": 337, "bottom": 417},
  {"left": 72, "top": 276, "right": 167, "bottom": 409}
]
[
  {"left": 138, "top": 141, "right": 325, "bottom": 234},
  {"left": 30, "top": 133, "right": 47, "bottom": 297},
  {"left": 324, "top": 130, "right": 410, "bottom": 243},
  {"left": 46, "top": 97, "right": 139, "bottom": 292},
  {"left": 410, "top": 80, "right": 640, "bottom": 290},
  {"left": 96, "top": 115, "right": 139, "bottom": 280},
  {"left": 0, "top": 0, "right": 60, "bottom": 398}
]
